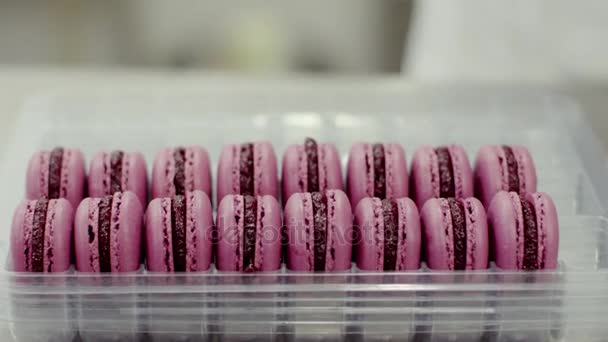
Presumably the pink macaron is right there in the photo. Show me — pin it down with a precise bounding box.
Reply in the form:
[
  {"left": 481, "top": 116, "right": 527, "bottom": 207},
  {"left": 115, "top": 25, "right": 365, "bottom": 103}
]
[
  {"left": 487, "top": 191, "right": 558, "bottom": 270},
  {"left": 88, "top": 150, "right": 148, "bottom": 206},
  {"left": 421, "top": 197, "right": 489, "bottom": 270},
  {"left": 282, "top": 137, "right": 343, "bottom": 205},
  {"left": 216, "top": 194, "right": 282, "bottom": 272},
  {"left": 284, "top": 190, "right": 352, "bottom": 272},
  {"left": 26, "top": 147, "right": 86, "bottom": 209},
  {"left": 346, "top": 143, "right": 408, "bottom": 209},
  {"left": 152, "top": 146, "right": 212, "bottom": 200},
  {"left": 74, "top": 191, "right": 143, "bottom": 272},
  {"left": 410, "top": 145, "right": 473, "bottom": 208},
  {"left": 474, "top": 145, "right": 537, "bottom": 208},
  {"left": 10, "top": 198, "right": 74, "bottom": 272},
  {"left": 145, "top": 190, "right": 214, "bottom": 272},
  {"left": 217, "top": 142, "right": 278, "bottom": 204},
  {"left": 354, "top": 197, "right": 421, "bottom": 271}
]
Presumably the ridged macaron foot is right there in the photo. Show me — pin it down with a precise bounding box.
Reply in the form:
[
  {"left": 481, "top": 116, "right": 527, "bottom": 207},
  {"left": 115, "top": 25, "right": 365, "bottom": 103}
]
[
  {"left": 217, "top": 142, "right": 278, "bottom": 204},
  {"left": 145, "top": 190, "right": 214, "bottom": 272},
  {"left": 216, "top": 194, "right": 282, "bottom": 272},
  {"left": 421, "top": 197, "right": 489, "bottom": 270},
  {"left": 410, "top": 145, "right": 473, "bottom": 208},
  {"left": 354, "top": 197, "right": 421, "bottom": 271},
  {"left": 75, "top": 191, "right": 143, "bottom": 272},
  {"left": 151, "top": 146, "right": 212, "bottom": 200},
  {"left": 346, "top": 143, "right": 408, "bottom": 209},
  {"left": 26, "top": 147, "right": 86, "bottom": 209},
  {"left": 10, "top": 198, "right": 74, "bottom": 272},
  {"left": 88, "top": 150, "right": 148, "bottom": 206},
  {"left": 282, "top": 137, "right": 343, "bottom": 206},
  {"left": 285, "top": 189, "right": 352, "bottom": 272},
  {"left": 474, "top": 145, "right": 537, "bottom": 208},
  {"left": 487, "top": 191, "right": 558, "bottom": 270}
]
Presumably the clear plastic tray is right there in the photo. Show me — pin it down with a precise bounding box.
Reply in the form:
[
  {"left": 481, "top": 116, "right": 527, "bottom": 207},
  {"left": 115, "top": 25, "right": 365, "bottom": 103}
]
[{"left": 1, "top": 82, "right": 607, "bottom": 341}]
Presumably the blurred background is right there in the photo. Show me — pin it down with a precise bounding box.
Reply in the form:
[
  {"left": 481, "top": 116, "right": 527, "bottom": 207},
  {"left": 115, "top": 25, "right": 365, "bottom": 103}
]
[{"left": 0, "top": 0, "right": 607, "bottom": 142}]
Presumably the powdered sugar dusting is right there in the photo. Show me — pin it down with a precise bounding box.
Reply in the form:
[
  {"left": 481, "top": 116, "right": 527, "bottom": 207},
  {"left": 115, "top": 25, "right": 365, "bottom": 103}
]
[{"left": 439, "top": 199, "right": 455, "bottom": 270}]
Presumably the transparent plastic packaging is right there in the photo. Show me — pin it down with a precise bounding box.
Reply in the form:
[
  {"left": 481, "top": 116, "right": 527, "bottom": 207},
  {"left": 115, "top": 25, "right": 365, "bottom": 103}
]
[{"left": 1, "top": 83, "right": 607, "bottom": 341}]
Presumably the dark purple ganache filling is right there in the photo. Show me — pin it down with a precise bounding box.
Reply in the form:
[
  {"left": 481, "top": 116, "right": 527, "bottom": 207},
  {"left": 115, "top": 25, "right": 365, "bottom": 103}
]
[
  {"left": 98, "top": 195, "right": 113, "bottom": 273},
  {"left": 311, "top": 192, "right": 328, "bottom": 272},
  {"left": 110, "top": 150, "right": 124, "bottom": 194},
  {"left": 448, "top": 198, "right": 466, "bottom": 270},
  {"left": 173, "top": 148, "right": 186, "bottom": 195},
  {"left": 435, "top": 147, "right": 455, "bottom": 198},
  {"left": 382, "top": 199, "right": 398, "bottom": 271},
  {"left": 30, "top": 197, "right": 50, "bottom": 272},
  {"left": 373, "top": 144, "right": 386, "bottom": 198},
  {"left": 305, "top": 138, "right": 320, "bottom": 192},
  {"left": 502, "top": 146, "right": 520, "bottom": 192},
  {"left": 48, "top": 147, "right": 64, "bottom": 198},
  {"left": 171, "top": 194, "right": 187, "bottom": 272},
  {"left": 521, "top": 199, "right": 539, "bottom": 270},
  {"left": 242, "top": 195, "right": 258, "bottom": 272},
  {"left": 239, "top": 144, "right": 255, "bottom": 196}
]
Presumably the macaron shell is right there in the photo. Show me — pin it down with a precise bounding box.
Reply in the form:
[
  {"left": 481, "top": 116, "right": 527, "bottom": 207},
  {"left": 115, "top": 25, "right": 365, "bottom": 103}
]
[
  {"left": 347, "top": 143, "right": 373, "bottom": 208},
  {"left": 115, "top": 192, "right": 144, "bottom": 272},
  {"left": 513, "top": 146, "right": 537, "bottom": 195},
  {"left": 10, "top": 198, "right": 74, "bottom": 272},
  {"left": 75, "top": 198, "right": 99, "bottom": 272},
  {"left": 326, "top": 189, "right": 353, "bottom": 271},
  {"left": 144, "top": 198, "right": 168, "bottom": 272},
  {"left": 354, "top": 197, "right": 383, "bottom": 271},
  {"left": 411, "top": 145, "right": 439, "bottom": 208},
  {"left": 385, "top": 144, "right": 409, "bottom": 201},
  {"left": 26, "top": 149, "right": 86, "bottom": 209},
  {"left": 284, "top": 193, "right": 311, "bottom": 271},
  {"left": 463, "top": 197, "right": 489, "bottom": 270},
  {"left": 421, "top": 198, "right": 452, "bottom": 270},
  {"left": 285, "top": 190, "right": 352, "bottom": 272},
  {"left": 526, "top": 192, "right": 559, "bottom": 269},
  {"left": 319, "top": 144, "right": 344, "bottom": 194},
  {"left": 257, "top": 195, "right": 282, "bottom": 271},
  {"left": 448, "top": 145, "right": 474, "bottom": 200},
  {"left": 397, "top": 197, "right": 422, "bottom": 271},
  {"left": 151, "top": 148, "right": 172, "bottom": 199},
  {"left": 89, "top": 152, "right": 148, "bottom": 207},
  {"left": 474, "top": 145, "right": 504, "bottom": 208},
  {"left": 188, "top": 146, "right": 212, "bottom": 201},
  {"left": 487, "top": 191, "right": 520, "bottom": 269},
  {"left": 254, "top": 142, "right": 279, "bottom": 199},
  {"left": 216, "top": 145, "right": 238, "bottom": 205},
  {"left": 281, "top": 144, "right": 305, "bottom": 204}
]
